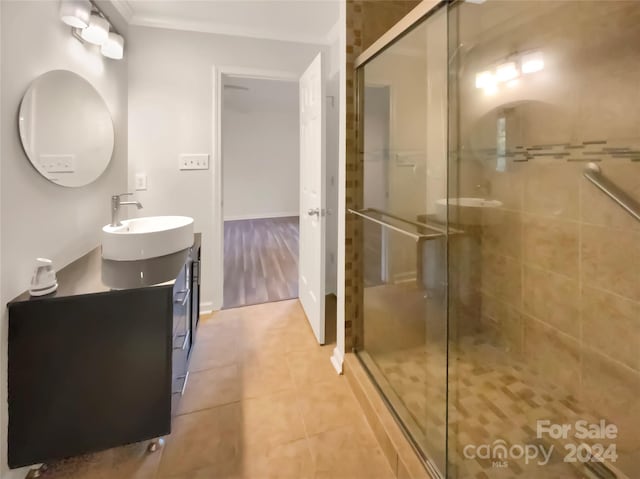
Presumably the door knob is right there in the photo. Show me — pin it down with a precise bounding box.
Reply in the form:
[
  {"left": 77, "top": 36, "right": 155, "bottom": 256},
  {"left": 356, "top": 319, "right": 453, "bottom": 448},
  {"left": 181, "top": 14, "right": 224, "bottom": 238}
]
[{"left": 307, "top": 208, "right": 320, "bottom": 217}]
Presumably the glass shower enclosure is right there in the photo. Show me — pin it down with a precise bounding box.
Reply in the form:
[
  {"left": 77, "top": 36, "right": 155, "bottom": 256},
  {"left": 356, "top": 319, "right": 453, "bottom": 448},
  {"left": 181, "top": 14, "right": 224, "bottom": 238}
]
[{"left": 353, "top": 1, "right": 640, "bottom": 478}]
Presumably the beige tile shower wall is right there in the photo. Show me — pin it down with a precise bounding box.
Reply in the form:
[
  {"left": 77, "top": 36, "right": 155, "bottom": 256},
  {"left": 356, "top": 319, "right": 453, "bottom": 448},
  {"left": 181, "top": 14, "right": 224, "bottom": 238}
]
[
  {"left": 477, "top": 162, "right": 640, "bottom": 458},
  {"left": 455, "top": 0, "right": 640, "bottom": 463},
  {"left": 345, "top": 0, "right": 422, "bottom": 350}
]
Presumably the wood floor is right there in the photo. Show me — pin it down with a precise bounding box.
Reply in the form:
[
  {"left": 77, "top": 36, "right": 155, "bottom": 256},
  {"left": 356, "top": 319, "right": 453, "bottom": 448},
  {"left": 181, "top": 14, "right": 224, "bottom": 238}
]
[{"left": 223, "top": 216, "right": 299, "bottom": 309}]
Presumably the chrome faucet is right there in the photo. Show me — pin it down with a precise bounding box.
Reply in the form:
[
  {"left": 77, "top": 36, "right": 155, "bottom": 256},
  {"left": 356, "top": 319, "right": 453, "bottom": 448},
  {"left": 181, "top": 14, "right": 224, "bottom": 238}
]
[{"left": 111, "top": 193, "right": 143, "bottom": 227}]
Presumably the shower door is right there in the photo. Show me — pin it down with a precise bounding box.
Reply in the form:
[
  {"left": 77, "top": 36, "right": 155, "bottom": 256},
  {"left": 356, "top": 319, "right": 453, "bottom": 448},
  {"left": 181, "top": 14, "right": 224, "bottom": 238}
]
[
  {"left": 447, "top": 1, "right": 640, "bottom": 478},
  {"left": 356, "top": 0, "right": 640, "bottom": 478},
  {"left": 353, "top": 4, "right": 450, "bottom": 477}
]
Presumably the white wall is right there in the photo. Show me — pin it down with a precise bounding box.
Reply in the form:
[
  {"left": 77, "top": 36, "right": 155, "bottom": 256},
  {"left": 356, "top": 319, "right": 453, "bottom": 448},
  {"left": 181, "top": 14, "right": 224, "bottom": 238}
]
[
  {"left": 222, "top": 77, "right": 299, "bottom": 220},
  {"left": 331, "top": 1, "right": 346, "bottom": 373},
  {"left": 0, "top": 1, "right": 128, "bottom": 477},
  {"left": 127, "top": 25, "right": 327, "bottom": 311},
  {"left": 325, "top": 49, "right": 340, "bottom": 296}
]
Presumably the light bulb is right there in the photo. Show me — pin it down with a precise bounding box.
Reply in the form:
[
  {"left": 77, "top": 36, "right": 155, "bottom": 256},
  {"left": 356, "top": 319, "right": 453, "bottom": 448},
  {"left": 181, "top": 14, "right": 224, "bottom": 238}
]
[
  {"left": 81, "top": 14, "right": 109, "bottom": 45},
  {"left": 475, "top": 71, "right": 494, "bottom": 89},
  {"left": 522, "top": 51, "right": 544, "bottom": 74},
  {"left": 496, "top": 62, "right": 519, "bottom": 83},
  {"left": 59, "top": 0, "right": 91, "bottom": 28},
  {"left": 101, "top": 32, "right": 124, "bottom": 60},
  {"left": 484, "top": 83, "right": 498, "bottom": 96}
]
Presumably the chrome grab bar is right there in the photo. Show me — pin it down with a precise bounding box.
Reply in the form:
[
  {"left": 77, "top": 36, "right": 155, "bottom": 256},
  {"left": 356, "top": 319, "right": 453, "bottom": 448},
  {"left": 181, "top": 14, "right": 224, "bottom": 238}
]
[
  {"left": 584, "top": 162, "right": 640, "bottom": 223},
  {"left": 348, "top": 208, "right": 445, "bottom": 241}
]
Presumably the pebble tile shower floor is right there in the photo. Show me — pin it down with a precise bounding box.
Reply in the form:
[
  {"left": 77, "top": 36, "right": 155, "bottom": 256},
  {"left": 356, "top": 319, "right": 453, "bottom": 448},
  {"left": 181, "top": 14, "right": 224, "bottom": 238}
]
[{"left": 374, "top": 337, "right": 615, "bottom": 479}]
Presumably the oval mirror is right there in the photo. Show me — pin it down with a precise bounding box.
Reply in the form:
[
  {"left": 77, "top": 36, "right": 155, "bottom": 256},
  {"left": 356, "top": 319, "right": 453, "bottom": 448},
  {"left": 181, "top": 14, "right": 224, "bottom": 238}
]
[{"left": 18, "top": 70, "right": 114, "bottom": 187}]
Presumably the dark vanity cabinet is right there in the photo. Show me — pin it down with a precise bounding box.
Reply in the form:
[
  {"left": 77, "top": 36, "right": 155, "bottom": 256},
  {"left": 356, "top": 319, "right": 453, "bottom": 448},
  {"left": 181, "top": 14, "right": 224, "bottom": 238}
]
[
  {"left": 171, "top": 245, "right": 200, "bottom": 412},
  {"left": 7, "top": 237, "right": 201, "bottom": 470}
]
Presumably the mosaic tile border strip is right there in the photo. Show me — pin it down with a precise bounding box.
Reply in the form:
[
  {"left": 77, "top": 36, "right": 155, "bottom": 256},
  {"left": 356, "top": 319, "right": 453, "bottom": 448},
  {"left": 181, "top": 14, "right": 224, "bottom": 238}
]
[{"left": 475, "top": 140, "right": 640, "bottom": 163}]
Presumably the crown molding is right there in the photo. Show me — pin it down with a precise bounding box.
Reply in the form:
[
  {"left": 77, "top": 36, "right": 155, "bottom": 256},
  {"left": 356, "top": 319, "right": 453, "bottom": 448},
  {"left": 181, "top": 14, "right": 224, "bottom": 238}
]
[
  {"left": 108, "top": 0, "right": 337, "bottom": 46},
  {"left": 128, "top": 14, "right": 332, "bottom": 45},
  {"left": 109, "top": 0, "right": 134, "bottom": 22}
]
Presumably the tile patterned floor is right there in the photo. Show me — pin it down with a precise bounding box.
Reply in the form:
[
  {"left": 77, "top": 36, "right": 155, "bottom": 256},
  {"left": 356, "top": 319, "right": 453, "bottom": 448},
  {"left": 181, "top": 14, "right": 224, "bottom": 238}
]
[
  {"left": 372, "top": 336, "right": 612, "bottom": 479},
  {"left": 45, "top": 299, "right": 393, "bottom": 479}
]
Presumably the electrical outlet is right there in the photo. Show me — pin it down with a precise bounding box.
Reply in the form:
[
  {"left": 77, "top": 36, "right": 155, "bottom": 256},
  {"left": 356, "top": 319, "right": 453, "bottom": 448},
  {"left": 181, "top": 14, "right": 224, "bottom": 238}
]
[
  {"left": 179, "top": 154, "right": 209, "bottom": 170},
  {"left": 135, "top": 173, "right": 147, "bottom": 191},
  {"left": 40, "top": 154, "right": 75, "bottom": 173}
]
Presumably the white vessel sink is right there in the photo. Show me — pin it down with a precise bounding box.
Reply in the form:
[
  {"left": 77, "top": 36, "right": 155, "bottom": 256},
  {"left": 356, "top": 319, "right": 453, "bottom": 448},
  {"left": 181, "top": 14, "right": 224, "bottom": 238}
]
[
  {"left": 102, "top": 216, "right": 194, "bottom": 261},
  {"left": 436, "top": 197, "right": 503, "bottom": 225}
]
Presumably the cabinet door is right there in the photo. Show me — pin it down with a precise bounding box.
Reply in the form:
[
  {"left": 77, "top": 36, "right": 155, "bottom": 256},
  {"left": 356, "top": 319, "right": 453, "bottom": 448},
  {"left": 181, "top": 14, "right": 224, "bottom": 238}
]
[{"left": 8, "top": 287, "right": 173, "bottom": 468}]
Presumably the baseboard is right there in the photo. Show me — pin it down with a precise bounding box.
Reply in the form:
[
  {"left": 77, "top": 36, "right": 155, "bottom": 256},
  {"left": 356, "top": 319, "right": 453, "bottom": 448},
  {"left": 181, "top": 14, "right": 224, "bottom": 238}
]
[
  {"left": 199, "top": 301, "right": 214, "bottom": 315},
  {"left": 393, "top": 271, "right": 417, "bottom": 284},
  {"left": 5, "top": 466, "right": 30, "bottom": 479},
  {"left": 223, "top": 212, "right": 299, "bottom": 221},
  {"left": 330, "top": 346, "right": 344, "bottom": 374},
  {"left": 344, "top": 353, "right": 436, "bottom": 479}
]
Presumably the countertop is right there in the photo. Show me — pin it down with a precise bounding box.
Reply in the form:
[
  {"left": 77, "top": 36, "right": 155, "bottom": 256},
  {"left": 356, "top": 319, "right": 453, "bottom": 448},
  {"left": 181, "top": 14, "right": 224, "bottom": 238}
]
[{"left": 10, "top": 233, "right": 201, "bottom": 304}]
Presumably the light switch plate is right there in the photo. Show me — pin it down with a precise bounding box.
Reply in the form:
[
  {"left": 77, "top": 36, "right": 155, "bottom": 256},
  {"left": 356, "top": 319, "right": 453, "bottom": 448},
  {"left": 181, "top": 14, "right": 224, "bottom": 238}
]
[
  {"left": 135, "top": 173, "right": 147, "bottom": 191},
  {"left": 179, "top": 154, "right": 209, "bottom": 170}
]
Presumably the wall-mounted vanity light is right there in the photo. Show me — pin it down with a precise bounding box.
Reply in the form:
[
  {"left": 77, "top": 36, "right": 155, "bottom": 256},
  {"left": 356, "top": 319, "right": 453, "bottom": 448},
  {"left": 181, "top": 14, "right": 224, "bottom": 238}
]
[
  {"left": 59, "top": 0, "right": 91, "bottom": 28},
  {"left": 475, "top": 51, "right": 543, "bottom": 95},
  {"left": 101, "top": 32, "right": 125, "bottom": 59},
  {"left": 80, "top": 14, "right": 109, "bottom": 44},
  {"left": 521, "top": 51, "right": 544, "bottom": 74},
  {"left": 495, "top": 61, "right": 519, "bottom": 83},
  {"left": 59, "top": 0, "right": 124, "bottom": 60},
  {"left": 475, "top": 71, "right": 494, "bottom": 89}
]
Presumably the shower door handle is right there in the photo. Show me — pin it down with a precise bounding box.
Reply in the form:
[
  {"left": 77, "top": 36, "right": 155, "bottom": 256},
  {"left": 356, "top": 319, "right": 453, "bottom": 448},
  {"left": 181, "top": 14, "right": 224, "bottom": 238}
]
[{"left": 348, "top": 208, "right": 445, "bottom": 241}]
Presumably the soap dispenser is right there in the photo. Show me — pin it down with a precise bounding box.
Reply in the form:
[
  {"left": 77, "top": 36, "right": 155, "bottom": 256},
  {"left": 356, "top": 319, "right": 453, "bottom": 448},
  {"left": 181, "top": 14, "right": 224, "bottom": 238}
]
[{"left": 29, "top": 258, "right": 58, "bottom": 296}]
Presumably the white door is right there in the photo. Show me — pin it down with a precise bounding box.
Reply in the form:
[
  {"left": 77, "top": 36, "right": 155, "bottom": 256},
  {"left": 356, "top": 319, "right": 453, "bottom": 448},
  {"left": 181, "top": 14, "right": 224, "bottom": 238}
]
[{"left": 299, "top": 53, "right": 326, "bottom": 344}]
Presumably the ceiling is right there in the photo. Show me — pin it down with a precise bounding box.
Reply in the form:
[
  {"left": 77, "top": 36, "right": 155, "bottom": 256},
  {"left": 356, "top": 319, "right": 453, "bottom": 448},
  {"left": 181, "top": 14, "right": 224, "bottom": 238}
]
[
  {"left": 112, "top": 0, "right": 340, "bottom": 45},
  {"left": 222, "top": 76, "right": 297, "bottom": 113}
]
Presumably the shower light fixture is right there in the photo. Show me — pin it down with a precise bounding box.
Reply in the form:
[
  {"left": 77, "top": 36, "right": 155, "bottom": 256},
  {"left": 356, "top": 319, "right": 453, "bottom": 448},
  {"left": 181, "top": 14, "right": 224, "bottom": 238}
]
[{"left": 63, "top": 1, "right": 125, "bottom": 60}]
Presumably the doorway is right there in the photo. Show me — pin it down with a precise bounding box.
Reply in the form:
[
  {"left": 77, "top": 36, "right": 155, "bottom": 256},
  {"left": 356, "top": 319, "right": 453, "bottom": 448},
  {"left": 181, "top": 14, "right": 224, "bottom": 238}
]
[
  {"left": 363, "top": 85, "right": 390, "bottom": 288},
  {"left": 221, "top": 75, "right": 300, "bottom": 309}
]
